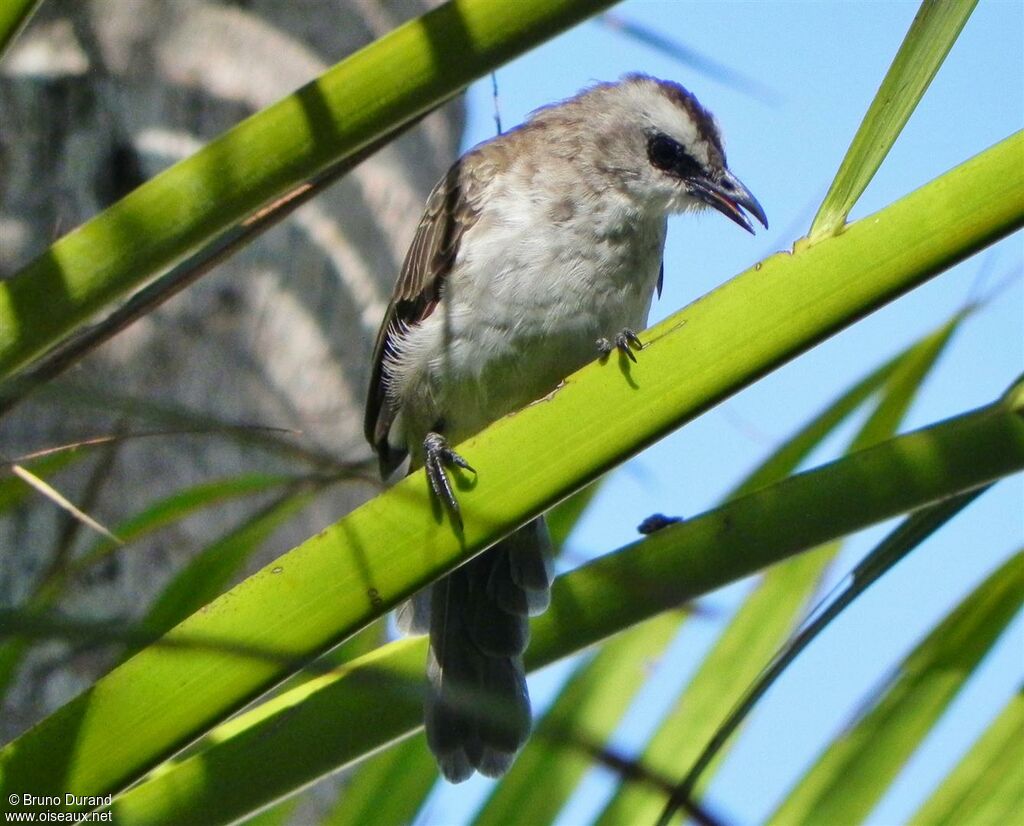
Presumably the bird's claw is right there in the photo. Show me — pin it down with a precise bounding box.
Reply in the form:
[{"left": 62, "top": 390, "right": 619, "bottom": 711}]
[
  {"left": 597, "top": 328, "right": 643, "bottom": 363},
  {"left": 424, "top": 431, "right": 474, "bottom": 529}
]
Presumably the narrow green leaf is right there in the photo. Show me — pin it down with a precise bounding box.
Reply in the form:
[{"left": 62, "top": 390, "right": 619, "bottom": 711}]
[
  {"left": 0, "top": 0, "right": 43, "bottom": 58},
  {"left": 134, "top": 486, "right": 319, "bottom": 651},
  {"left": 0, "top": 611, "right": 300, "bottom": 663},
  {"left": 261, "top": 618, "right": 389, "bottom": 700},
  {"left": 23, "top": 386, "right": 342, "bottom": 467},
  {"left": 547, "top": 481, "right": 603, "bottom": 550},
  {"left": 850, "top": 311, "right": 964, "bottom": 451},
  {"left": 324, "top": 736, "right": 437, "bottom": 826},
  {"left": 767, "top": 550, "right": 1024, "bottom": 826},
  {"left": 474, "top": 613, "right": 684, "bottom": 826},
  {"left": 237, "top": 797, "right": 299, "bottom": 826},
  {"left": 317, "top": 619, "right": 388, "bottom": 671},
  {"left": 1, "top": 133, "right": 1021, "bottom": 813},
  {"left": 909, "top": 686, "right": 1024, "bottom": 826},
  {"left": 99, "top": 396, "right": 1024, "bottom": 825},
  {"left": 733, "top": 310, "right": 963, "bottom": 502},
  {"left": 596, "top": 545, "right": 838, "bottom": 826},
  {"left": 653, "top": 487, "right": 988, "bottom": 826},
  {"left": 596, "top": 312, "right": 961, "bottom": 823},
  {"left": 107, "top": 640, "right": 426, "bottom": 826},
  {"left": 0, "top": 472, "right": 297, "bottom": 704},
  {"left": 70, "top": 473, "right": 296, "bottom": 577},
  {"left": 0, "top": 0, "right": 617, "bottom": 379},
  {"left": 810, "top": 0, "right": 979, "bottom": 238},
  {"left": 728, "top": 358, "right": 895, "bottom": 499}
]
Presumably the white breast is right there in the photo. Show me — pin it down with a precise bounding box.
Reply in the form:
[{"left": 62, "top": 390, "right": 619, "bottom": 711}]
[{"left": 387, "top": 174, "right": 668, "bottom": 454}]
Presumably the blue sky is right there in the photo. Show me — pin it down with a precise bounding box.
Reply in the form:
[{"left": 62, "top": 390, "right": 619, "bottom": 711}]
[{"left": 424, "top": 2, "right": 1023, "bottom": 823}]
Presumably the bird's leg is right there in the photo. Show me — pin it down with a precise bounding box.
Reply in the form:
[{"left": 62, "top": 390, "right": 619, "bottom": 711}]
[
  {"left": 597, "top": 328, "right": 643, "bottom": 363},
  {"left": 424, "top": 431, "right": 475, "bottom": 528}
]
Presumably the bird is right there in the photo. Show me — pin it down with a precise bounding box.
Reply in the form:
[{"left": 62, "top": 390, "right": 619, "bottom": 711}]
[{"left": 364, "top": 73, "right": 767, "bottom": 783}]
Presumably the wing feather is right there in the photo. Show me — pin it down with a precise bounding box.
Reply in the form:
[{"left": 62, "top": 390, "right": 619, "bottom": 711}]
[{"left": 364, "top": 161, "right": 480, "bottom": 475}]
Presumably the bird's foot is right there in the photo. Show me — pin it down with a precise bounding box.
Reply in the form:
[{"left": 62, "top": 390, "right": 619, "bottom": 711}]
[
  {"left": 597, "top": 328, "right": 643, "bottom": 363},
  {"left": 424, "top": 431, "right": 475, "bottom": 529}
]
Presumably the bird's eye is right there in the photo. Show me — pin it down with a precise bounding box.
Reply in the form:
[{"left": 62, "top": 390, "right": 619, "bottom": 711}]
[
  {"left": 648, "top": 134, "right": 679, "bottom": 170},
  {"left": 647, "top": 133, "right": 701, "bottom": 179}
]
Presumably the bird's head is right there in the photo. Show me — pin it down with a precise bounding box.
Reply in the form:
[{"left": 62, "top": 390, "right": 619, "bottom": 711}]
[{"left": 548, "top": 73, "right": 768, "bottom": 232}]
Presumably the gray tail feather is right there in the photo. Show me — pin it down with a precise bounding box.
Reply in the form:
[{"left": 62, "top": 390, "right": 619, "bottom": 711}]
[{"left": 422, "top": 517, "right": 553, "bottom": 782}]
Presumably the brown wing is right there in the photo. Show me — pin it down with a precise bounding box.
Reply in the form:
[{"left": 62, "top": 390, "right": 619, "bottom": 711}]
[{"left": 364, "top": 160, "right": 479, "bottom": 476}]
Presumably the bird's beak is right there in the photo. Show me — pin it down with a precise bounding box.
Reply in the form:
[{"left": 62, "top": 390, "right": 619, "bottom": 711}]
[{"left": 689, "top": 170, "right": 768, "bottom": 234}]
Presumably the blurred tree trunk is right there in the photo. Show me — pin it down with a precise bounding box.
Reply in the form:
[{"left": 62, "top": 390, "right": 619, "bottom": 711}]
[{"left": 0, "top": 0, "right": 463, "bottom": 741}]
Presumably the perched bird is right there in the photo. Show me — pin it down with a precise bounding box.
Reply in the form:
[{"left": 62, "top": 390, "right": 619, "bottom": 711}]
[{"left": 364, "top": 73, "right": 766, "bottom": 782}]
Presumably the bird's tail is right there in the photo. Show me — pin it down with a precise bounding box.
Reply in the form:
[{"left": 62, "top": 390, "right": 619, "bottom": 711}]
[{"left": 412, "top": 517, "right": 553, "bottom": 782}]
